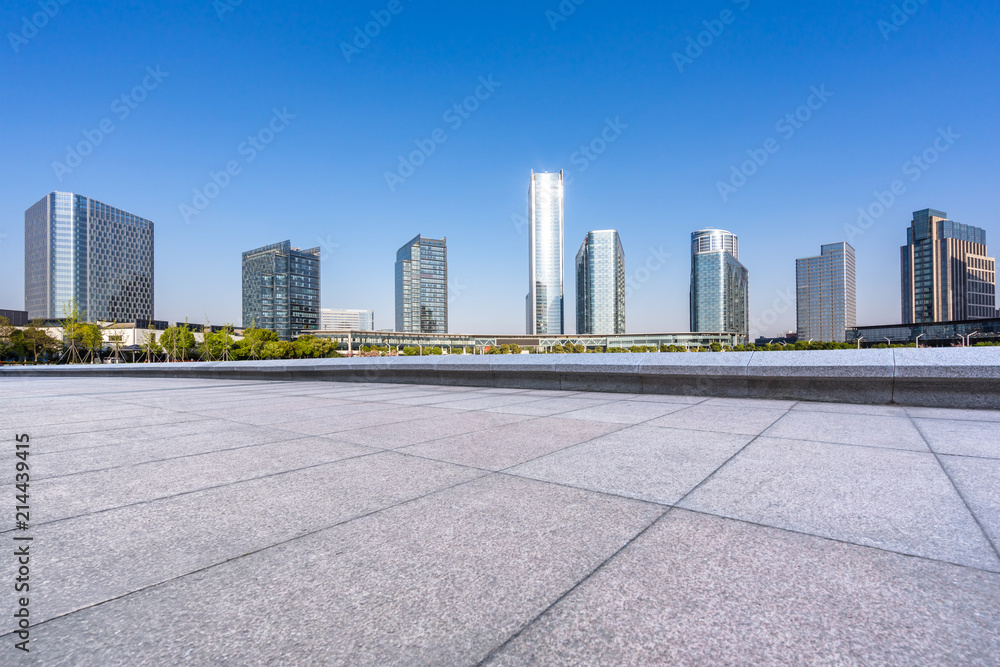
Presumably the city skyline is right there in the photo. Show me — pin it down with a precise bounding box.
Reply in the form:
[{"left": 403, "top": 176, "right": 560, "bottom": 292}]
[{"left": 1, "top": 4, "right": 998, "bottom": 337}]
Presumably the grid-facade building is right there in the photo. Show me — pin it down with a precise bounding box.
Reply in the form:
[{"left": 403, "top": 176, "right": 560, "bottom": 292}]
[
  {"left": 527, "top": 170, "right": 564, "bottom": 335},
  {"left": 321, "top": 309, "right": 375, "bottom": 332},
  {"left": 901, "top": 209, "right": 996, "bottom": 323},
  {"left": 24, "top": 192, "right": 154, "bottom": 322},
  {"left": 242, "top": 241, "right": 320, "bottom": 340},
  {"left": 690, "top": 229, "right": 749, "bottom": 338},
  {"left": 576, "top": 230, "right": 626, "bottom": 335},
  {"left": 796, "top": 242, "right": 856, "bottom": 342},
  {"left": 395, "top": 235, "right": 447, "bottom": 334}
]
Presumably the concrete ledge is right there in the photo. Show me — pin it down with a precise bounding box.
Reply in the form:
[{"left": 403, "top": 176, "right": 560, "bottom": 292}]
[{"left": 2, "top": 348, "right": 998, "bottom": 409}]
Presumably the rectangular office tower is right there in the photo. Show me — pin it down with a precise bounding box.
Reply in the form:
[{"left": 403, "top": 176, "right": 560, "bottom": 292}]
[
  {"left": 321, "top": 309, "right": 375, "bottom": 331},
  {"left": 24, "top": 192, "right": 154, "bottom": 322},
  {"left": 796, "top": 243, "right": 857, "bottom": 342},
  {"left": 901, "top": 209, "right": 996, "bottom": 323},
  {"left": 526, "top": 170, "right": 565, "bottom": 335},
  {"left": 690, "top": 228, "right": 749, "bottom": 338},
  {"left": 395, "top": 235, "right": 447, "bottom": 334},
  {"left": 242, "top": 241, "right": 320, "bottom": 340},
  {"left": 576, "top": 230, "right": 626, "bottom": 335}
]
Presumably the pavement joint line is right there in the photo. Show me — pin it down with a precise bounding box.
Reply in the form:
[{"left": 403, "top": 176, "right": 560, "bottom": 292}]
[
  {"left": 18, "top": 417, "right": 217, "bottom": 446},
  {"left": 0, "top": 468, "right": 494, "bottom": 640},
  {"left": 908, "top": 413, "right": 1000, "bottom": 566},
  {"left": 667, "top": 505, "right": 1000, "bottom": 575},
  {"left": 904, "top": 407, "right": 1000, "bottom": 425},
  {"left": 1, "top": 428, "right": 353, "bottom": 484},
  {"left": 0, "top": 446, "right": 393, "bottom": 534},
  {"left": 748, "top": 432, "right": 938, "bottom": 456},
  {"left": 475, "top": 506, "right": 675, "bottom": 665}
]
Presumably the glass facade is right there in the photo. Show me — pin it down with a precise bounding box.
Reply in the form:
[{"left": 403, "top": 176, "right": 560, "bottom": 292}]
[
  {"left": 901, "top": 209, "right": 996, "bottom": 323},
  {"left": 796, "top": 242, "right": 856, "bottom": 342},
  {"left": 576, "top": 230, "right": 626, "bottom": 335},
  {"left": 321, "top": 309, "right": 375, "bottom": 332},
  {"left": 242, "top": 241, "right": 320, "bottom": 340},
  {"left": 527, "top": 170, "right": 564, "bottom": 334},
  {"left": 24, "top": 192, "right": 154, "bottom": 322},
  {"left": 690, "top": 229, "right": 748, "bottom": 338},
  {"left": 395, "top": 235, "right": 447, "bottom": 334},
  {"left": 848, "top": 317, "right": 1000, "bottom": 347}
]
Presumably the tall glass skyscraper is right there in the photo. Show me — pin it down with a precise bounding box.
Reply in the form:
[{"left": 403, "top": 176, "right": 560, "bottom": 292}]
[
  {"left": 576, "top": 230, "right": 626, "bottom": 335},
  {"left": 527, "top": 170, "right": 564, "bottom": 335},
  {"left": 395, "top": 235, "right": 447, "bottom": 334},
  {"left": 242, "top": 241, "right": 320, "bottom": 340},
  {"left": 690, "top": 229, "right": 749, "bottom": 339},
  {"left": 901, "top": 209, "right": 996, "bottom": 323},
  {"left": 796, "top": 242, "right": 856, "bottom": 342},
  {"left": 24, "top": 192, "right": 154, "bottom": 322}
]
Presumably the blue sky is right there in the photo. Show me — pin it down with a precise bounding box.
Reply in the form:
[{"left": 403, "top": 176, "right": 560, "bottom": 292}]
[{"left": 1, "top": 0, "right": 997, "bottom": 336}]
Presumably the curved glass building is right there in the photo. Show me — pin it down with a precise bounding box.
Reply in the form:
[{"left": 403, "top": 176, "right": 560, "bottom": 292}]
[
  {"left": 690, "top": 228, "right": 748, "bottom": 339},
  {"left": 526, "top": 170, "right": 564, "bottom": 335}
]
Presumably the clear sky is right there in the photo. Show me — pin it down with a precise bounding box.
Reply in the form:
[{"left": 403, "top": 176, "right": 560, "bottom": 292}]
[{"left": 1, "top": 0, "right": 997, "bottom": 336}]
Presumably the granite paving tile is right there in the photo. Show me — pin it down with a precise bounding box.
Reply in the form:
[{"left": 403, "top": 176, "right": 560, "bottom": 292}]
[
  {"left": 2, "top": 436, "right": 375, "bottom": 528},
  {"left": 939, "top": 455, "right": 1000, "bottom": 550},
  {"left": 484, "top": 396, "right": 620, "bottom": 417},
  {"left": 4, "top": 452, "right": 484, "bottom": 624},
  {"left": 485, "top": 510, "right": 1000, "bottom": 665},
  {"left": 791, "top": 401, "right": 910, "bottom": 417},
  {"left": 335, "top": 411, "right": 536, "bottom": 449},
  {"left": 914, "top": 418, "right": 1000, "bottom": 459},
  {"left": 645, "top": 404, "right": 788, "bottom": 436},
  {"left": 680, "top": 437, "right": 1000, "bottom": 570},
  {"left": 401, "top": 418, "right": 625, "bottom": 470},
  {"left": 272, "top": 406, "right": 460, "bottom": 436},
  {"left": 556, "top": 400, "right": 691, "bottom": 424},
  {"left": 12, "top": 475, "right": 663, "bottom": 665},
  {"left": 762, "top": 411, "right": 929, "bottom": 452},
  {"left": 508, "top": 426, "right": 752, "bottom": 504},
  {"left": 905, "top": 406, "right": 1000, "bottom": 423},
  {"left": 422, "top": 394, "right": 548, "bottom": 411}
]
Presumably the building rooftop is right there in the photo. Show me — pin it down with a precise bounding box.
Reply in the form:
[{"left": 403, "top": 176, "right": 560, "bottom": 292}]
[{"left": 3, "top": 376, "right": 998, "bottom": 663}]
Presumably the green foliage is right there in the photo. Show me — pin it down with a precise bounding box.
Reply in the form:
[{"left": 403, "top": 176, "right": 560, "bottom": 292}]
[
  {"left": 160, "top": 324, "right": 197, "bottom": 361},
  {"left": 22, "top": 321, "right": 60, "bottom": 363}
]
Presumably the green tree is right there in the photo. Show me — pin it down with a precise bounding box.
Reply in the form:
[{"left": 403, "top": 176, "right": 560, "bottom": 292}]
[
  {"left": 80, "top": 323, "right": 105, "bottom": 363},
  {"left": 22, "top": 321, "right": 60, "bottom": 364},
  {"left": 160, "top": 324, "right": 196, "bottom": 361}
]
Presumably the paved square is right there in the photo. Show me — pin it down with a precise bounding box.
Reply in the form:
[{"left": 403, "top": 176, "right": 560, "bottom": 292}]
[{"left": 1, "top": 377, "right": 998, "bottom": 664}]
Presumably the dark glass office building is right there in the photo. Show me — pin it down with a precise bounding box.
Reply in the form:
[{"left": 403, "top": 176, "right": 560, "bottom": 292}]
[
  {"left": 690, "top": 228, "right": 749, "bottom": 339},
  {"left": 242, "top": 241, "right": 321, "bottom": 340},
  {"left": 24, "top": 192, "right": 154, "bottom": 322},
  {"left": 395, "top": 235, "right": 447, "bottom": 334},
  {"left": 901, "top": 209, "right": 996, "bottom": 323},
  {"left": 576, "top": 230, "right": 626, "bottom": 335}
]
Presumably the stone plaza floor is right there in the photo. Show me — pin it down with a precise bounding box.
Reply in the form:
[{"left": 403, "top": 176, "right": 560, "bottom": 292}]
[{"left": 1, "top": 376, "right": 999, "bottom": 665}]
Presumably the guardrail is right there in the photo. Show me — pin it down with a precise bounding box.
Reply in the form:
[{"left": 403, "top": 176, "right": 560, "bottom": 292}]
[{"left": 2, "top": 348, "right": 998, "bottom": 409}]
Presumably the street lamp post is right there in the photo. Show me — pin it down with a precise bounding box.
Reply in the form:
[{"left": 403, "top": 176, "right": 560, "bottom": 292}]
[
  {"left": 884, "top": 337, "right": 892, "bottom": 347},
  {"left": 857, "top": 336, "right": 864, "bottom": 350},
  {"left": 915, "top": 334, "right": 925, "bottom": 349}
]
